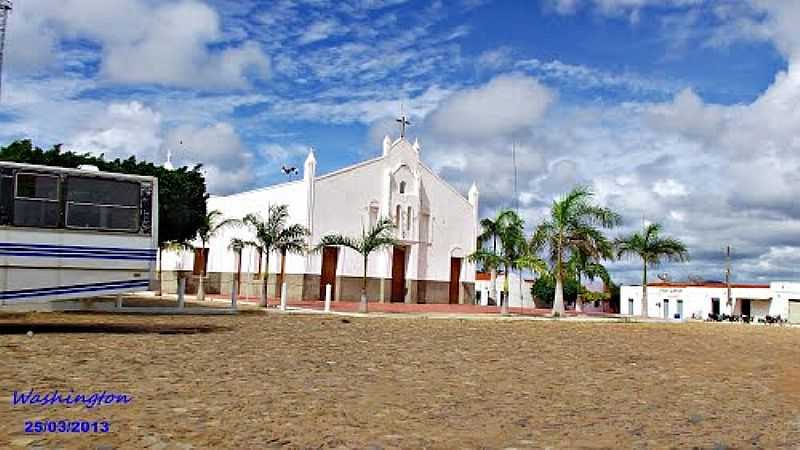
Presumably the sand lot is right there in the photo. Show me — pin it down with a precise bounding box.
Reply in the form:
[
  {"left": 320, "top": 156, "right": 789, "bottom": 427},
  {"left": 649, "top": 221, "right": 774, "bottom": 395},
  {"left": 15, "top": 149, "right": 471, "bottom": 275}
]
[{"left": 1, "top": 312, "right": 800, "bottom": 449}]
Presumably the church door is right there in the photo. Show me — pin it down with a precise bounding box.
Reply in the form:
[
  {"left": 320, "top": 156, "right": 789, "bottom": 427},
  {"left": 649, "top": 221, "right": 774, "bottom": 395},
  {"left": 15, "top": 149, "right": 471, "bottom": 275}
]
[
  {"left": 449, "top": 257, "right": 462, "bottom": 304},
  {"left": 319, "top": 247, "right": 338, "bottom": 301},
  {"left": 391, "top": 246, "right": 406, "bottom": 303}
]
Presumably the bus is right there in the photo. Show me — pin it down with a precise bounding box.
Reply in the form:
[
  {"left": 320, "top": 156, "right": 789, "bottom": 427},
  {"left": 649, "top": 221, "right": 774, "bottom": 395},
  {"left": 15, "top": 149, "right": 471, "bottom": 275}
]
[{"left": 0, "top": 162, "right": 158, "bottom": 306}]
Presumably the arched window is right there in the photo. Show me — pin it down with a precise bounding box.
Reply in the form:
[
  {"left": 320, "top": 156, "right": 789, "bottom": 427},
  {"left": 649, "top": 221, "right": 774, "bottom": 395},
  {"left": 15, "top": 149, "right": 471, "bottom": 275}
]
[
  {"left": 406, "top": 206, "right": 412, "bottom": 231},
  {"left": 395, "top": 205, "right": 401, "bottom": 227},
  {"left": 399, "top": 181, "right": 406, "bottom": 194}
]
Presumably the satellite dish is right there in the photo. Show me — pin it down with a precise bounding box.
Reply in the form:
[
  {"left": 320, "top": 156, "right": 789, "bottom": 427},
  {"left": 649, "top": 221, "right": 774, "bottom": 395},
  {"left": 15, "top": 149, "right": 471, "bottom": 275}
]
[{"left": 657, "top": 273, "right": 670, "bottom": 282}]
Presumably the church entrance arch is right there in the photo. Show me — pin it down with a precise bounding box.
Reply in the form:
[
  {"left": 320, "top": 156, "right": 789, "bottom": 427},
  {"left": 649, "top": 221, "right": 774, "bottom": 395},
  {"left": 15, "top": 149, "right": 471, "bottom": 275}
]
[
  {"left": 391, "top": 246, "right": 407, "bottom": 303},
  {"left": 319, "top": 246, "right": 338, "bottom": 301}
]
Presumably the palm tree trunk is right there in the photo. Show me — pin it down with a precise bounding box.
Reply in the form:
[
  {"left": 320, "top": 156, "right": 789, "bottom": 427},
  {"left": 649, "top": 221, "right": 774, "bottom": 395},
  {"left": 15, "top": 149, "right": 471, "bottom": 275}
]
[
  {"left": 575, "top": 272, "right": 583, "bottom": 313},
  {"left": 278, "top": 250, "right": 287, "bottom": 300},
  {"left": 197, "top": 241, "right": 206, "bottom": 301},
  {"left": 262, "top": 253, "right": 270, "bottom": 307},
  {"left": 359, "top": 255, "right": 368, "bottom": 313},
  {"left": 641, "top": 261, "right": 648, "bottom": 318},
  {"left": 490, "top": 268, "right": 497, "bottom": 306},
  {"left": 158, "top": 246, "right": 163, "bottom": 297},
  {"left": 236, "top": 251, "right": 242, "bottom": 298},
  {"left": 501, "top": 263, "right": 509, "bottom": 315},
  {"left": 552, "top": 257, "right": 565, "bottom": 315}
]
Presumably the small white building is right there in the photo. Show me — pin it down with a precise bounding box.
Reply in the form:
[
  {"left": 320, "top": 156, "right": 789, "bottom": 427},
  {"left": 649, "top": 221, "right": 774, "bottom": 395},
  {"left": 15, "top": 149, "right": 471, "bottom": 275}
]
[
  {"left": 163, "top": 134, "right": 480, "bottom": 304},
  {"left": 475, "top": 271, "right": 534, "bottom": 308},
  {"left": 620, "top": 281, "right": 800, "bottom": 322}
]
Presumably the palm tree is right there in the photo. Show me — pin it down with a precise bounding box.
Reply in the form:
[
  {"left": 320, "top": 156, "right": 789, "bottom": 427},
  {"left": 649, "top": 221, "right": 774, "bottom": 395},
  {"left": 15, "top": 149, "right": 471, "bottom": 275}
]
[
  {"left": 475, "top": 210, "right": 519, "bottom": 307},
  {"left": 532, "top": 186, "right": 621, "bottom": 316},
  {"left": 228, "top": 238, "right": 248, "bottom": 298},
  {"left": 496, "top": 210, "right": 526, "bottom": 314},
  {"left": 242, "top": 204, "right": 310, "bottom": 306},
  {"left": 615, "top": 223, "right": 689, "bottom": 318},
  {"left": 196, "top": 209, "right": 240, "bottom": 301},
  {"left": 318, "top": 217, "right": 398, "bottom": 313},
  {"left": 158, "top": 240, "right": 192, "bottom": 296},
  {"left": 568, "top": 238, "right": 614, "bottom": 313}
]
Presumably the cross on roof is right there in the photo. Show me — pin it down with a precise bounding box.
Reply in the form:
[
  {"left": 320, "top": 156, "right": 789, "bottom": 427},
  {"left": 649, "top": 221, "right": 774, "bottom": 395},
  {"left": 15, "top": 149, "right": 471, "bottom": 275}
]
[{"left": 396, "top": 115, "right": 410, "bottom": 138}]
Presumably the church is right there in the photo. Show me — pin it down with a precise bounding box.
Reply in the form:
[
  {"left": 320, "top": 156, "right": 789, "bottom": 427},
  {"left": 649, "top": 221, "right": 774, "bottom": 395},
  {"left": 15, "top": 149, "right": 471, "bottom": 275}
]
[{"left": 162, "top": 131, "right": 480, "bottom": 305}]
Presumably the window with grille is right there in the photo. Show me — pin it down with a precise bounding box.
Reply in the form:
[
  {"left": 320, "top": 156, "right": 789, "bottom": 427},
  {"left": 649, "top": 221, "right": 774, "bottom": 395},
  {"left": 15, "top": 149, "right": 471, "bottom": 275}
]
[
  {"left": 13, "top": 173, "right": 60, "bottom": 227},
  {"left": 66, "top": 176, "right": 140, "bottom": 232}
]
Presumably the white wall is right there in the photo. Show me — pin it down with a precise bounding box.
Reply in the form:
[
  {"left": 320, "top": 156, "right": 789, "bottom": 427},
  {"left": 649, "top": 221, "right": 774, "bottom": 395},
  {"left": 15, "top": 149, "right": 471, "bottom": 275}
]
[
  {"left": 475, "top": 272, "right": 533, "bottom": 308},
  {"left": 620, "top": 284, "right": 787, "bottom": 319}
]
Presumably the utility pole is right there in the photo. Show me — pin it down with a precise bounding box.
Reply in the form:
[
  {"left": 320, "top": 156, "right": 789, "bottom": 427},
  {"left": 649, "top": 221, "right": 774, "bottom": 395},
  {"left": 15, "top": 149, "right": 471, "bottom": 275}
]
[
  {"left": 725, "top": 245, "right": 732, "bottom": 311},
  {"left": 0, "top": 0, "right": 12, "bottom": 102}
]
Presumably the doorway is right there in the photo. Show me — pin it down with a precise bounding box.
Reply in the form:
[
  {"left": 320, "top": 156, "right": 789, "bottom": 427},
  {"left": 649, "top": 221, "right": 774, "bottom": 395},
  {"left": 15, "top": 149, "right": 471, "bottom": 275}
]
[
  {"left": 628, "top": 298, "right": 634, "bottom": 315},
  {"left": 391, "top": 246, "right": 407, "bottom": 303},
  {"left": 449, "top": 257, "right": 462, "bottom": 305},
  {"left": 677, "top": 300, "right": 684, "bottom": 319},
  {"left": 663, "top": 299, "right": 670, "bottom": 319},
  {"left": 711, "top": 298, "right": 720, "bottom": 317},
  {"left": 319, "top": 246, "right": 338, "bottom": 301},
  {"left": 740, "top": 298, "right": 751, "bottom": 317}
]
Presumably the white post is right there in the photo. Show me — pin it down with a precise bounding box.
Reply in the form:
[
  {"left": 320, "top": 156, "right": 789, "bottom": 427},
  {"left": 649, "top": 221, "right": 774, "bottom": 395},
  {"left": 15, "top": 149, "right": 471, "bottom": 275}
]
[
  {"left": 177, "top": 278, "right": 186, "bottom": 309},
  {"left": 324, "top": 284, "right": 332, "bottom": 313},
  {"left": 280, "top": 282, "right": 288, "bottom": 311},
  {"left": 231, "top": 283, "right": 238, "bottom": 310}
]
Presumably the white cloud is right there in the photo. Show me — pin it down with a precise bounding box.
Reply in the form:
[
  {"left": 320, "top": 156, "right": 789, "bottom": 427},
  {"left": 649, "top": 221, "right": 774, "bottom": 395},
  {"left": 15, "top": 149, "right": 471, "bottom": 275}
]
[
  {"left": 69, "top": 102, "right": 163, "bottom": 161},
  {"left": 298, "top": 19, "right": 341, "bottom": 45},
  {"left": 426, "top": 74, "right": 555, "bottom": 141},
  {"left": 476, "top": 47, "right": 513, "bottom": 72},
  {"left": 163, "top": 123, "right": 255, "bottom": 194},
  {"left": 653, "top": 179, "right": 689, "bottom": 198},
  {"left": 9, "top": 0, "right": 270, "bottom": 89}
]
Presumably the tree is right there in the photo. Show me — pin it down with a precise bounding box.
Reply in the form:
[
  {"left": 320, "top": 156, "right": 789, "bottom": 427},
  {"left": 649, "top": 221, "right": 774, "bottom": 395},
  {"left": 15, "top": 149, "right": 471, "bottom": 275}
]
[
  {"left": 318, "top": 218, "right": 398, "bottom": 313},
  {"left": 530, "top": 273, "right": 581, "bottom": 308},
  {"left": 242, "top": 205, "right": 310, "bottom": 306},
  {"left": 473, "top": 210, "right": 523, "bottom": 309},
  {"left": 158, "top": 240, "right": 192, "bottom": 296},
  {"left": 532, "top": 186, "right": 620, "bottom": 316},
  {"left": 195, "top": 210, "right": 239, "bottom": 300},
  {"left": 228, "top": 238, "right": 248, "bottom": 298},
  {"left": 0, "top": 140, "right": 208, "bottom": 246},
  {"left": 476, "top": 213, "right": 507, "bottom": 305},
  {"left": 615, "top": 223, "right": 689, "bottom": 318},
  {"left": 567, "top": 240, "right": 613, "bottom": 313}
]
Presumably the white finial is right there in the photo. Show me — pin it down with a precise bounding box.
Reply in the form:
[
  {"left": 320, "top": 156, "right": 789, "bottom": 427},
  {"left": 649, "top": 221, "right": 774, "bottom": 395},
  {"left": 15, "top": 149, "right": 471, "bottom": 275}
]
[
  {"left": 382, "top": 135, "right": 392, "bottom": 156},
  {"left": 413, "top": 137, "right": 421, "bottom": 152},
  {"left": 469, "top": 181, "right": 479, "bottom": 198},
  {"left": 305, "top": 147, "right": 316, "bottom": 165},
  {"left": 163, "top": 149, "right": 174, "bottom": 170}
]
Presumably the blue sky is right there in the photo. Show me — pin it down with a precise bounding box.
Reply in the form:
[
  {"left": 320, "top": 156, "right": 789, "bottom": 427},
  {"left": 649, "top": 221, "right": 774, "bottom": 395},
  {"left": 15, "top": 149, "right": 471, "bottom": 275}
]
[{"left": 1, "top": 0, "right": 799, "bottom": 283}]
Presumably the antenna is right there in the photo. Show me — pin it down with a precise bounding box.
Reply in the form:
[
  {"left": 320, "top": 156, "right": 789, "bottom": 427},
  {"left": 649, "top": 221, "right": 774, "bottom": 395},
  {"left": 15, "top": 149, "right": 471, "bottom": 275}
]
[
  {"left": 512, "top": 141, "right": 518, "bottom": 213},
  {"left": 0, "top": 0, "right": 12, "bottom": 102}
]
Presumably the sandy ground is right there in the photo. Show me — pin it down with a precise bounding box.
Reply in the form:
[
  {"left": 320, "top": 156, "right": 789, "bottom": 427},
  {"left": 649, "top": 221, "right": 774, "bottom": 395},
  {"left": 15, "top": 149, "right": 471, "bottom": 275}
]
[{"left": 2, "top": 311, "right": 800, "bottom": 449}]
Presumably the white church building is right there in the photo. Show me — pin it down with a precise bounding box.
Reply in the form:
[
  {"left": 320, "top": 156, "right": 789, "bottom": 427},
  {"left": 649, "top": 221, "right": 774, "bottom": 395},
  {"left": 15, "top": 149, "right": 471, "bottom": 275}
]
[{"left": 162, "top": 134, "right": 480, "bottom": 304}]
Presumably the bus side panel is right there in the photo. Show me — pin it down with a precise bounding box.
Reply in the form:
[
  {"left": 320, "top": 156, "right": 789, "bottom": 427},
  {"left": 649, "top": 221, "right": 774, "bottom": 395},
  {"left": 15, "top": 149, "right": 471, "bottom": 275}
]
[{"left": 0, "top": 228, "right": 156, "bottom": 304}]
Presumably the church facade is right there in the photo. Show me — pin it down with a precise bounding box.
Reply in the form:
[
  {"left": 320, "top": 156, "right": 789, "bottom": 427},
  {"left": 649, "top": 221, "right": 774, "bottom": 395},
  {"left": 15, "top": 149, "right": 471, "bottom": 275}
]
[{"left": 162, "top": 135, "right": 480, "bottom": 304}]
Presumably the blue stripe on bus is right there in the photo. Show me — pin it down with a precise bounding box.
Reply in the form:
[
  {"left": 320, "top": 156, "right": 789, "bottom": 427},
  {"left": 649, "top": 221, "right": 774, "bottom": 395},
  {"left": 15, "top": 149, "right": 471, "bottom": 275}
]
[
  {"left": 0, "top": 242, "right": 156, "bottom": 255},
  {"left": 0, "top": 279, "right": 150, "bottom": 301},
  {"left": 0, "top": 250, "right": 156, "bottom": 261}
]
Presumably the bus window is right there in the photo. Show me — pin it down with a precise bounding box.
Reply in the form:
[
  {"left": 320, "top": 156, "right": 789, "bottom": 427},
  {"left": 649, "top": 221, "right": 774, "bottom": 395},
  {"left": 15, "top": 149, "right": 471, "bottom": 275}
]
[
  {"left": 66, "top": 176, "right": 140, "bottom": 232},
  {"left": 13, "top": 173, "right": 60, "bottom": 227}
]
